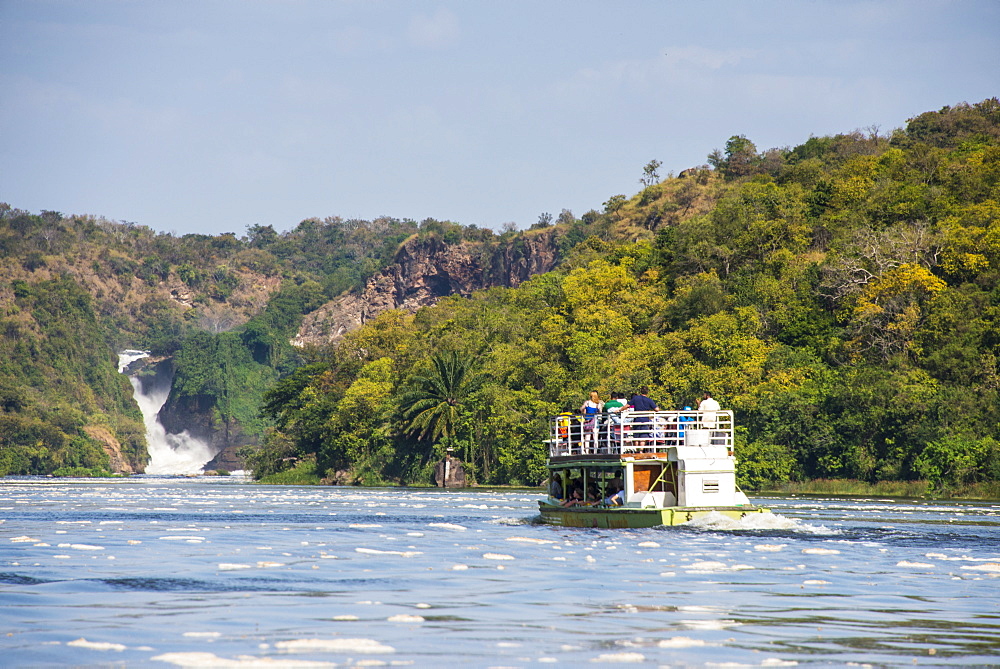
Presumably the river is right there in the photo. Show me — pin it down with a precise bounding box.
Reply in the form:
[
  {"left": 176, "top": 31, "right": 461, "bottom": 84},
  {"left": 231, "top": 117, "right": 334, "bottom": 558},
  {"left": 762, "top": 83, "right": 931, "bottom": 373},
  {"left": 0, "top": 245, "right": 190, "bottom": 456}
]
[{"left": 1, "top": 479, "right": 999, "bottom": 668}]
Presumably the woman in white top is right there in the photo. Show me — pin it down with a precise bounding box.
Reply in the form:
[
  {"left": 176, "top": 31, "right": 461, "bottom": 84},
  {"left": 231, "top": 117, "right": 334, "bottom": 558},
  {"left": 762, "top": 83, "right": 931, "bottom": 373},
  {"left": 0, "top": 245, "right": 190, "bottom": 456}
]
[{"left": 580, "top": 390, "right": 604, "bottom": 454}]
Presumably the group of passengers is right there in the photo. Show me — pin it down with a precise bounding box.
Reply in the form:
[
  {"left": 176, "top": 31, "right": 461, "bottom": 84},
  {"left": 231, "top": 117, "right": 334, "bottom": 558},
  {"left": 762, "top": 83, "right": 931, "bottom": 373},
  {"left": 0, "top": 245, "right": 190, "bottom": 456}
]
[
  {"left": 550, "top": 474, "right": 625, "bottom": 507},
  {"left": 555, "top": 389, "right": 721, "bottom": 454}
]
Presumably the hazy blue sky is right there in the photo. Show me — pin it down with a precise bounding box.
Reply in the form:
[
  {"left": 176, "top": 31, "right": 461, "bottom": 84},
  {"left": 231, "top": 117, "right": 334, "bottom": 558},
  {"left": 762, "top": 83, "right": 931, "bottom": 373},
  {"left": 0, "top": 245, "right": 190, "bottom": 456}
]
[{"left": 2, "top": 1, "right": 997, "bottom": 237}]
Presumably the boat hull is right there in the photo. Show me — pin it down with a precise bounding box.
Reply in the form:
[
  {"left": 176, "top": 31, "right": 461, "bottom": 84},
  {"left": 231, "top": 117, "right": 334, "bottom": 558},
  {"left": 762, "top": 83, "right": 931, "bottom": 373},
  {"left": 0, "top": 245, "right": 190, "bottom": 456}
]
[{"left": 538, "top": 501, "right": 768, "bottom": 528}]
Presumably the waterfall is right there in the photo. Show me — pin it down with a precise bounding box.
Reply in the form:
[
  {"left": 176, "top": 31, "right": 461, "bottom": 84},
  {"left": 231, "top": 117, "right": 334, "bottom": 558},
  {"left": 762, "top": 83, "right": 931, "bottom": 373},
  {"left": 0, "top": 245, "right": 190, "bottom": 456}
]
[{"left": 118, "top": 351, "right": 215, "bottom": 475}]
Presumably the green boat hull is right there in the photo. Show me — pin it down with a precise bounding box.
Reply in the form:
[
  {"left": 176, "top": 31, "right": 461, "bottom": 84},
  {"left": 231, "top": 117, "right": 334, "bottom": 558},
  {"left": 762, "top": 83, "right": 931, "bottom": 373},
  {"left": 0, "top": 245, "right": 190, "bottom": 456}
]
[{"left": 538, "top": 501, "right": 769, "bottom": 528}]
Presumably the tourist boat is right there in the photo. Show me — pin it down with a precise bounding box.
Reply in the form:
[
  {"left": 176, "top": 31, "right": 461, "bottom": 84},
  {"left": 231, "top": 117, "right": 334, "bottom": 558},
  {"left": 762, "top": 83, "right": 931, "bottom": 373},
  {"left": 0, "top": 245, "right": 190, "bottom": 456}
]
[{"left": 538, "top": 408, "right": 767, "bottom": 527}]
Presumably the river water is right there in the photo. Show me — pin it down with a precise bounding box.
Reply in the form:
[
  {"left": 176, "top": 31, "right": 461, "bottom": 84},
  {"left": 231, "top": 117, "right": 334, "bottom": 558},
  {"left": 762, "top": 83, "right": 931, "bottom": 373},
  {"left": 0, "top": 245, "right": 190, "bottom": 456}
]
[{"left": 2, "top": 479, "right": 999, "bottom": 668}]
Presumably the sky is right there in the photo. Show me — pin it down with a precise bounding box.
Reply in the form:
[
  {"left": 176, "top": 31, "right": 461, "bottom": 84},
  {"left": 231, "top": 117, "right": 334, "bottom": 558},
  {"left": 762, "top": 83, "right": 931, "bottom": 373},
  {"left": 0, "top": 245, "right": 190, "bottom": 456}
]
[{"left": 1, "top": 1, "right": 998, "bottom": 237}]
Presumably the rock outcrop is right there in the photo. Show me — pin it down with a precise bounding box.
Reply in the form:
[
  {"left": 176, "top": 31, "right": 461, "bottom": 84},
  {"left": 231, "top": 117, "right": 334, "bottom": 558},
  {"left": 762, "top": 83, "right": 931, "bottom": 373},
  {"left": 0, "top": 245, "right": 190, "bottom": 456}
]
[
  {"left": 293, "top": 228, "right": 562, "bottom": 347},
  {"left": 158, "top": 389, "right": 251, "bottom": 473},
  {"left": 434, "top": 455, "right": 468, "bottom": 488},
  {"left": 83, "top": 425, "right": 136, "bottom": 474}
]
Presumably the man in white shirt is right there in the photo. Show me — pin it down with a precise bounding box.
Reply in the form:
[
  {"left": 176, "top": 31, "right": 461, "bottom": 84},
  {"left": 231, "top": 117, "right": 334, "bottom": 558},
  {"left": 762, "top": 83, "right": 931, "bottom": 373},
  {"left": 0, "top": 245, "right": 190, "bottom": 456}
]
[{"left": 698, "top": 392, "right": 720, "bottom": 430}]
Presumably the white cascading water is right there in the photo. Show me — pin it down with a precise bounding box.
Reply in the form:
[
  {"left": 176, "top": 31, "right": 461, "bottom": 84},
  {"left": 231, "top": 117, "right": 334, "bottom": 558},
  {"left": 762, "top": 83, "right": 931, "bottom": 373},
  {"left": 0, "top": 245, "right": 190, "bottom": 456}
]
[{"left": 118, "top": 350, "right": 215, "bottom": 475}]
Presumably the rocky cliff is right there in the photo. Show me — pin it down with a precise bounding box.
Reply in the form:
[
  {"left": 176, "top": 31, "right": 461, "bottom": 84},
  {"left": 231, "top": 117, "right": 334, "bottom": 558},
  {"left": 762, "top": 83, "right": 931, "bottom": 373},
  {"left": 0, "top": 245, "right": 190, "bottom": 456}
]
[{"left": 293, "top": 228, "right": 562, "bottom": 347}]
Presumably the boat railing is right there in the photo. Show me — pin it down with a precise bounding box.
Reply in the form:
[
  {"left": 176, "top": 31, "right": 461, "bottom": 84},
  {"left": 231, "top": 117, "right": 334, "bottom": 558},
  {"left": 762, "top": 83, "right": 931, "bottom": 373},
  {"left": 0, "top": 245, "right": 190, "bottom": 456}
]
[{"left": 547, "top": 409, "right": 733, "bottom": 458}]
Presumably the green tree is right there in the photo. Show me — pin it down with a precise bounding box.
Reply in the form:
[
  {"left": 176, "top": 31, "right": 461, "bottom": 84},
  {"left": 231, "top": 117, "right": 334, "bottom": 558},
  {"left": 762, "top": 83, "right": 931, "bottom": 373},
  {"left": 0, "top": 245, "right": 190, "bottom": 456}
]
[
  {"left": 641, "top": 159, "right": 663, "bottom": 187},
  {"left": 400, "top": 352, "right": 484, "bottom": 444}
]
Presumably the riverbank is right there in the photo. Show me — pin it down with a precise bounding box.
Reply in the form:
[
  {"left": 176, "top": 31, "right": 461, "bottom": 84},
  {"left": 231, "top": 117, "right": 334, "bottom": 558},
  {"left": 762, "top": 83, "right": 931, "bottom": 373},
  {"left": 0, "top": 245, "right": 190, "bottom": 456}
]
[{"left": 759, "top": 478, "right": 1000, "bottom": 501}]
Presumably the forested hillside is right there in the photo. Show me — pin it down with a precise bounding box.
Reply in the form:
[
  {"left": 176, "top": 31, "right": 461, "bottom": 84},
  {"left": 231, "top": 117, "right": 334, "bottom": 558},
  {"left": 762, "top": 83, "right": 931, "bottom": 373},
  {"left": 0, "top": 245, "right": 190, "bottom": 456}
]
[
  {"left": 251, "top": 99, "right": 1000, "bottom": 494},
  {"left": 0, "top": 208, "right": 548, "bottom": 475},
  {"left": 2, "top": 99, "right": 999, "bottom": 493}
]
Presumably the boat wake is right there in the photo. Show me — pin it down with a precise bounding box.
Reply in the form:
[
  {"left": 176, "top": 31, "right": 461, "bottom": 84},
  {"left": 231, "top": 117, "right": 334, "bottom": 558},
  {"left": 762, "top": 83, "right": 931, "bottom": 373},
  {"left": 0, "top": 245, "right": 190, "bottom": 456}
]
[{"left": 680, "top": 510, "right": 841, "bottom": 535}]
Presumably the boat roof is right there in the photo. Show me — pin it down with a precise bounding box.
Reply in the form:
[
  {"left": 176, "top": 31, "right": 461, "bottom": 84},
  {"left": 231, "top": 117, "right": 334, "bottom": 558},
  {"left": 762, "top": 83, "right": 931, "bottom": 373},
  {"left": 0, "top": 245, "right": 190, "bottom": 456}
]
[{"left": 547, "top": 452, "right": 671, "bottom": 468}]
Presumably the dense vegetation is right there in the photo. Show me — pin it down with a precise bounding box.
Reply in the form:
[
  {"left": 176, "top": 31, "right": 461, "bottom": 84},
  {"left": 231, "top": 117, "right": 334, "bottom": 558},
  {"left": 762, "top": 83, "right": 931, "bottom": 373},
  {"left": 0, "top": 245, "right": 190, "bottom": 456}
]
[
  {"left": 2, "top": 99, "right": 998, "bottom": 496},
  {"left": 0, "top": 276, "right": 145, "bottom": 475},
  {"left": 250, "top": 99, "right": 1000, "bottom": 495},
  {"left": 0, "top": 209, "right": 499, "bottom": 475}
]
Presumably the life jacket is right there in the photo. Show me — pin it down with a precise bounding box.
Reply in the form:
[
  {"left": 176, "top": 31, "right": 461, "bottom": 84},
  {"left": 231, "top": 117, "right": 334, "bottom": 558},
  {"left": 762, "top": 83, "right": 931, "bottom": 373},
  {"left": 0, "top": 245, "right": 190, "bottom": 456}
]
[{"left": 556, "top": 412, "right": 572, "bottom": 437}]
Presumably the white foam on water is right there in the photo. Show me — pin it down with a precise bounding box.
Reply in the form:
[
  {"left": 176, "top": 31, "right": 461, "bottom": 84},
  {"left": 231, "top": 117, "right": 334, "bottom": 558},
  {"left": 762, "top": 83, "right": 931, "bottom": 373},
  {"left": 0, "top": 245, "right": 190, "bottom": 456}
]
[
  {"left": 761, "top": 660, "right": 799, "bottom": 667},
  {"left": 960, "top": 563, "right": 1000, "bottom": 573},
  {"left": 637, "top": 541, "right": 660, "bottom": 548},
  {"left": 897, "top": 560, "right": 935, "bottom": 569},
  {"left": 387, "top": 614, "right": 424, "bottom": 623},
  {"left": 428, "top": 522, "right": 466, "bottom": 531},
  {"left": 681, "top": 619, "right": 741, "bottom": 630},
  {"left": 658, "top": 637, "right": 708, "bottom": 648},
  {"left": 686, "top": 511, "right": 840, "bottom": 534},
  {"left": 591, "top": 652, "right": 644, "bottom": 663},
  {"left": 685, "top": 560, "right": 754, "bottom": 572},
  {"left": 678, "top": 605, "right": 725, "bottom": 613},
  {"left": 349, "top": 523, "right": 382, "bottom": 528},
  {"left": 275, "top": 638, "right": 394, "bottom": 654},
  {"left": 332, "top": 615, "right": 359, "bottom": 621},
  {"left": 57, "top": 543, "right": 104, "bottom": 551},
  {"left": 256, "top": 561, "right": 284, "bottom": 568},
  {"left": 755, "top": 544, "right": 786, "bottom": 552},
  {"left": 802, "top": 548, "right": 840, "bottom": 555},
  {"left": 10, "top": 535, "right": 39, "bottom": 543},
  {"left": 803, "top": 579, "right": 831, "bottom": 585},
  {"left": 152, "top": 651, "right": 335, "bottom": 667},
  {"left": 218, "top": 563, "right": 253, "bottom": 571},
  {"left": 487, "top": 516, "right": 531, "bottom": 525},
  {"left": 483, "top": 553, "right": 515, "bottom": 560},
  {"left": 67, "top": 638, "right": 126, "bottom": 651},
  {"left": 355, "top": 548, "right": 422, "bottom": 557},
  {"left": 506, "top": 537, "right": 554, "bottom": 544}
]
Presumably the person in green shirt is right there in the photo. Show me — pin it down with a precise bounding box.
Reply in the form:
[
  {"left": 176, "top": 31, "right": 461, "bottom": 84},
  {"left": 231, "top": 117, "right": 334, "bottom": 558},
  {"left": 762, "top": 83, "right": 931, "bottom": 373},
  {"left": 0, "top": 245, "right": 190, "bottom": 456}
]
[{"left": 604, "top": 392, "right": 627, "bottom": 451}]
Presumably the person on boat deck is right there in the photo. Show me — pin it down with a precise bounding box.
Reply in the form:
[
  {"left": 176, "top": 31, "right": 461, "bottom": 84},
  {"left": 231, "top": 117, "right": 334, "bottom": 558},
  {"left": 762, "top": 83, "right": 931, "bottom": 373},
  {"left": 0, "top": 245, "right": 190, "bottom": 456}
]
[
  {"left": 548, "top": 474, "right": 564, "bottom": 500},
  {"left": 561, "top": 486, "right": 585, "bottom": 507},
  {"left": 556, "top": 408, "right": 575, "bottom": 454},
  {"left": 698, "top": 392, "right": 721, "bottom": 431},
  {"left": 580, "top": 390, "right": 604, "bottom": 454},
  {"left": 601, "top": 477, "right": 625, "bottom": 506},
  {"left": 603, "top": 487, "right": 626, "bottom": 506},
  {"left": 628, "top": 387, "right": 660, "bottom": 446},
  {"left": 678, "top": 406, "right": 695, "bottom": 440},
  {"left": 603, "top": 392, "right": 627, "bottom": 451}
]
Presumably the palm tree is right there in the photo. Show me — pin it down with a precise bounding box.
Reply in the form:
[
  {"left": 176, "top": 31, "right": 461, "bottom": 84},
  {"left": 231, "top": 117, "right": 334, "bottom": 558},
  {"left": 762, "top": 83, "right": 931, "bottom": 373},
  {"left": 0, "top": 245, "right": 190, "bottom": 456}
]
[{"left": 400, "top": 352, "right": 484, "bottom": 443}]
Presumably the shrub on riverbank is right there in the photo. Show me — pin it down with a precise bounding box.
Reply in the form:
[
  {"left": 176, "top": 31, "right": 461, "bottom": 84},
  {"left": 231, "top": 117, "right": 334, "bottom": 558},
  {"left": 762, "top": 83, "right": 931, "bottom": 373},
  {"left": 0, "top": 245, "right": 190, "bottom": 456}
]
[
  {"left": 761, "top": 478, "right": 1000, "bottom": 500},
  {"left": 256, "top": 458, "right": 321, "bottom": 485}
]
